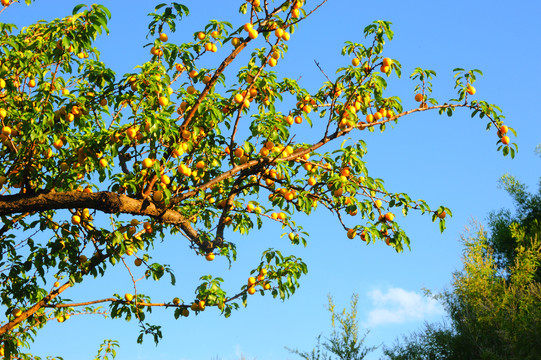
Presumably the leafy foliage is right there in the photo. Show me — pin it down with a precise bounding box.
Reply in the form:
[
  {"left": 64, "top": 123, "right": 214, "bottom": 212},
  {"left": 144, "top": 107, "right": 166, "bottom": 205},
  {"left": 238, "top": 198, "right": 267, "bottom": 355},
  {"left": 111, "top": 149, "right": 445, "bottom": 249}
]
[
  {"left": 382, "top": 321, "right": 456, "bottom": 360},
  {"left": 487, "top": 173, "right": 541, "bottom": 278},
  {"left": 0, "top": 0, "right": 512, "bottom": 357}
]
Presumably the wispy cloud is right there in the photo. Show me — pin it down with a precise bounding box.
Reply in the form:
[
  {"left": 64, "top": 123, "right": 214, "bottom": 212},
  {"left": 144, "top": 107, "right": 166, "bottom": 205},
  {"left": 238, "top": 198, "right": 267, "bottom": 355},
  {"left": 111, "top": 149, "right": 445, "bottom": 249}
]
[{"left": 363, "top": 287, "right": 444, "bottom": 327}]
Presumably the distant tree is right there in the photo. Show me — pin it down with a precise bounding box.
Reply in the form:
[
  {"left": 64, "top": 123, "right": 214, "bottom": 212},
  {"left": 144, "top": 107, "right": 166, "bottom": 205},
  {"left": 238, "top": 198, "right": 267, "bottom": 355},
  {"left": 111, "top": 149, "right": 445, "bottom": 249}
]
[
  {"left": 381, "top": 321, "right": 456, "bottom": 360},
  {"left": 487, "top": 171, "right": 541, "bottom": 279},
  {"left": 382, "top": 221, "right": 541, "bottom": 360},
  {"left": 287, "top": 294, "right": 377, "bottom": 360}
]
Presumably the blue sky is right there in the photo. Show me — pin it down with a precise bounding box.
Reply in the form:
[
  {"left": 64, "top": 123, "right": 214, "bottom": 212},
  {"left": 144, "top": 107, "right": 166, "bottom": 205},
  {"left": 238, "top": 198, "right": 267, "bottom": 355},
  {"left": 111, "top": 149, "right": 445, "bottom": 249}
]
[{"left": 4, "top": 0, "right": 541, "bottom": 359}]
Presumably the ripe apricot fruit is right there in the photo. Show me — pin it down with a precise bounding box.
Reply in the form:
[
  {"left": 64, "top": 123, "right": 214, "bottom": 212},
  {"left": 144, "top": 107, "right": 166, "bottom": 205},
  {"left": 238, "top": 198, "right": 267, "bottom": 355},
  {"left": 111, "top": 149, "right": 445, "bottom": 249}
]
[
  {"left": 501, "top": 135, "right": 510, "bottom": 145},
  {"left": 248, "top": 29, "right": 258, "bottom": 39},
  {"left": 385, "top": 212, "right": 394, "bottom": 221},
  {"left": 234, "top": 93, "right": 244, "bottom": 104},
  {"left": 205, "top": 253, "right": 215, "bottom": 261},
  {"left": 234, "top": 147, "right": 245, "bottom": 158},
  {"left": 196, "top": 160, "right": 206, "bottom": 169},
  {"left": 158, "top": 97, "right": 168, "bottom": 106},
  {"left": 153, "top": 190, "right": 163, "bottom": 202},
  {"left": 437, "top": 211, "right": 446, "bottom": 219},
  {"left": 414, "top": 93, "right": 423, "bottom": 102},
  {"left": 347, "top": 228, "right": 356, "bottom": 239},
  {"left": 160, "top": 174, "right": 170, "bottom": 185},
  {"left": 285, "top": 115, "right": 294, "bottom": 125},
  {"left": 366, "top": 114, "right": 374, "bottom": 123},
  {"left": 53, "top": 139, "right": 64, "bottom": 149},
  {"left": 499, "top": 125, "right": 508, "bottom": 135},
  {"left": 142, "top": 158, "right": 154, "bottom": 168},
  {"left": 466, "top": 85, "right": 476, "bottom": 95},
  {"left": 159, "top": 33, "right": 168, "bottom": 42}
]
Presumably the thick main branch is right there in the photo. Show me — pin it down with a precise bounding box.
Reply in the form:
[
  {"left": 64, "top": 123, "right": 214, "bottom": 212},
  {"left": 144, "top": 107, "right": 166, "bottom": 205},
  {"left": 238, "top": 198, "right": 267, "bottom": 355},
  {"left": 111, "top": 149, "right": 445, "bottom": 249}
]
[{"left": 0, "top": 191, "right": 198, "bottom": 239}]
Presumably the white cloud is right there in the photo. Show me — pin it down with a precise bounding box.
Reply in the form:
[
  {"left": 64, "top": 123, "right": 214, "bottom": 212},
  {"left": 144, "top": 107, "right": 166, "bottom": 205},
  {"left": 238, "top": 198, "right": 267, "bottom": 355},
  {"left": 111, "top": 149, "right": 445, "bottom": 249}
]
[{"left": 363, "top": 287, "right": 444, "bottom": 327}]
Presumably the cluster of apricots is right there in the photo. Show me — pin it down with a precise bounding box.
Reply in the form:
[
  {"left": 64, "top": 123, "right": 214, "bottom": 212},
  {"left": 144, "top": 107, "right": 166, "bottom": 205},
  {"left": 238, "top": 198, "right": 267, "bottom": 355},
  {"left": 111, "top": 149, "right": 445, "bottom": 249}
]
[
  {"left": 241, "top": 0, "right": 302, "bottom": 43},
  {"left": 351, "top": 56, "right": 393, "bottom": 74},
  {"left": 499, "top": 125, "right": 510, "bottom": 145},
  {"left": 365, "top": 106, "right": 394, "bottom": 123},
  {"left": 149, "top": 33, "right": 169, "bottom": 57},
  {"left": 197, "top": 29, "right": 220, "bottom": 53},
  {"left": 247, "top": 268, "right": 271, "bottom": 295},
  {"left": 71, "top": 208, "right": 92, "bottom": 229},
  {"left": 170, "top": 297, "right": 190, "bottom": 317},
  {"left": 181, "top": 295, "right": 226, "bottom": 316},
  {"left": 346, "top": 210, "right": 395, "bottom": 241}
]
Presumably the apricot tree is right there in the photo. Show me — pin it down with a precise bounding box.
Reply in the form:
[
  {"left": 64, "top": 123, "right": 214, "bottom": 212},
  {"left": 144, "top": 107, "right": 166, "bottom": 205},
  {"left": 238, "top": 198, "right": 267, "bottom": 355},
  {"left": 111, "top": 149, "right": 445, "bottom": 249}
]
[{"left": 0, "top": 0, "right": 516, "bottom": 357}]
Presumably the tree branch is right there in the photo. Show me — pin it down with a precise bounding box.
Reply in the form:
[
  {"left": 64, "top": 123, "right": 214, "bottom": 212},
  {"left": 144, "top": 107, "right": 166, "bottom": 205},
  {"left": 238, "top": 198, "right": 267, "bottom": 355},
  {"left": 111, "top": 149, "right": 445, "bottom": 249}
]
[{"left": 0, "top": 190, "right": 198, "bottom": 239}]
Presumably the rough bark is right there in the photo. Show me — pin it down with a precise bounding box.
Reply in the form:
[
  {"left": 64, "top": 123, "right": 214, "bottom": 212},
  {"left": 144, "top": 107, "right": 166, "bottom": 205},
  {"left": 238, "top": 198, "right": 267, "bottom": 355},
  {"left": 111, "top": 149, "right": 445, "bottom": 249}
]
[{"left": 0, "top": 190, "right": 198, "bottom": 239}]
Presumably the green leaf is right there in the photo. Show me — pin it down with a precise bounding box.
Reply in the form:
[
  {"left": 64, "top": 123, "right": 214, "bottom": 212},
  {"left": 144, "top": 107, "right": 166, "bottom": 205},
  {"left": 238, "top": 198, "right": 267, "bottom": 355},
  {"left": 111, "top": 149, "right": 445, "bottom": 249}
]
[{"left": 72, "top": 4, "right": 86, "bottom": 14}]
